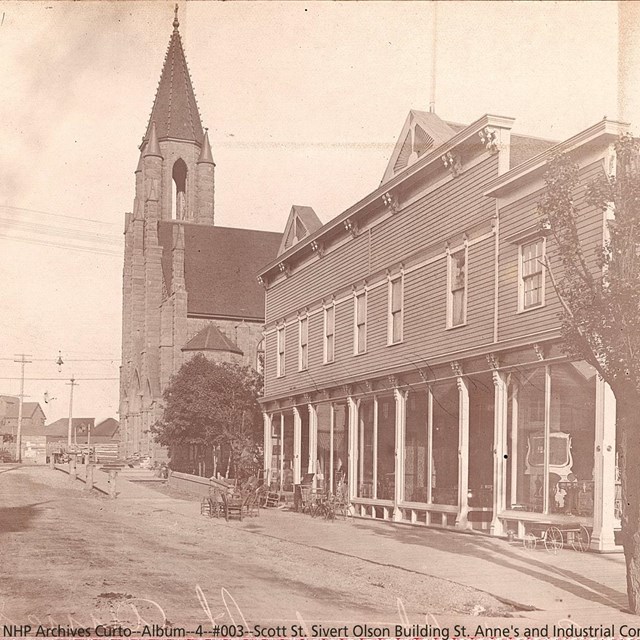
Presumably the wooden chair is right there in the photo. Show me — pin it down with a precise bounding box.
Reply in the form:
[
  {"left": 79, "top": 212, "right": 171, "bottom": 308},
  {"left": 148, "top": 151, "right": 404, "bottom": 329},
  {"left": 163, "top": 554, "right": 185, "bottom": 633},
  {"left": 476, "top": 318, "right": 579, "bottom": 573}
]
[{"left": 221, "top": 490, "right": 251, "bottom": 521}]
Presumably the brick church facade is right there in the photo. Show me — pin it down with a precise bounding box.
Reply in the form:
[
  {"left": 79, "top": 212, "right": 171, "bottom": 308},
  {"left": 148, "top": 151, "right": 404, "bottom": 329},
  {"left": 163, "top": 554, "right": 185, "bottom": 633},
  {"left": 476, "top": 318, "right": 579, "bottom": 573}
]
[{"left": 119, "top": 11, "right": 281, "bottom": 463}]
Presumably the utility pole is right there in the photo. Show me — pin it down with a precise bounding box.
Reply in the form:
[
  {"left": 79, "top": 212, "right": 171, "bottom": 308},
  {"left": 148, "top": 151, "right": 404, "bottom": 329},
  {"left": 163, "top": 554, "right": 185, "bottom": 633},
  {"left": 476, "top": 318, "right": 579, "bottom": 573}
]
[
  {"left": 66, "top": 376, "right": 78, "bottom": 449},
  {"left": 13, "top": 354, "right": 32, "bottom": 463}
]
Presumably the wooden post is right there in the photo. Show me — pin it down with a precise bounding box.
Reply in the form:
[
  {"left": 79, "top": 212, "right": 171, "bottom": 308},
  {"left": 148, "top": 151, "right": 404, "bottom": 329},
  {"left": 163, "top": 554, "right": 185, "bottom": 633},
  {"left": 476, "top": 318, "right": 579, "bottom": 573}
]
[
  {"left": 109, "top": 470, "right": 117, "bottom": 499},
  {"left": 85, "top": 464, "right": 94, "bottom": 492},
  {"left": 393, "top": 387, "right": 407, "bottom": 522},
  {"left": 592, "top": 377, "right": 617, "bottom": 551},
  {"left": 69, "top": 456, "right": 77, "bottom": 480}
]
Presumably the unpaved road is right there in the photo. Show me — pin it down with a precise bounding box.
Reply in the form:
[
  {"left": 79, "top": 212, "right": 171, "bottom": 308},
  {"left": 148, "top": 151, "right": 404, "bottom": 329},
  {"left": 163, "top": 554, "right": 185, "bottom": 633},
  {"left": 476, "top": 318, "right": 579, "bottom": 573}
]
[{"left": 0, "top": 466, "right": 513, "bottom": 634}]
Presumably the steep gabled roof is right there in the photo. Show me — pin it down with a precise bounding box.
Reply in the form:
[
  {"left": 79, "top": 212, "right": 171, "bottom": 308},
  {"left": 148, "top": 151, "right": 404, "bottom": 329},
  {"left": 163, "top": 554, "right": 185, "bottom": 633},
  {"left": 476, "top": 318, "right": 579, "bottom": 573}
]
[
  {"left": 20, "top": 418, "right": 95, "bottom": 437},
  {"left": 182, "top": 324, "right": 243, "bottom": 354},
  {"left": 381, "top": 110, "right": 458, "bottom": 185},
  {"left": 93, "top": 418, "right": 120, "bottom": 438},
  {"left": 142, "top": 18, "right": 204, "bottom": 145},
  {"left": 278, "top": 206, "right": 323, "bottom": 256},
  {"left": 5, "top": 402, "right": 44, "bottom": 419},
  {"left": 158, "top": 222, "right": 282, "bottom": 320}
]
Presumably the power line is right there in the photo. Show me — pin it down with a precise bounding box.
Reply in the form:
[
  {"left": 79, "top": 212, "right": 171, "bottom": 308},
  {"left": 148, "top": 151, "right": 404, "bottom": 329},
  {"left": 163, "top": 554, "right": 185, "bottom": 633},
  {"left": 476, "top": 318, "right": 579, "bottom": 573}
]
[
  {"left": 0, "top": 204, "right": 119, "bottom": 226},
  {"left": 0, "top": 377, "right": 118, "bottom": 381},
  {"left": 0, "top": 232, "right": 123, "bottom": 257}
]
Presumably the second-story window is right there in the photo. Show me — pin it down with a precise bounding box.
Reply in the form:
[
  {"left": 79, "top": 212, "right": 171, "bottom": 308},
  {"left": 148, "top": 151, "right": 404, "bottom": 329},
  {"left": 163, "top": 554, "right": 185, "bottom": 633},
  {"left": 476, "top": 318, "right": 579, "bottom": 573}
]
[
  {"left": 324, "top": 304, "right": 335, "bottom": 363},
  {"left": 520, "top": 238, "right": 545, "bottom": 311},
  {"left": 388, "top": 275, "right": 403, "bottom": 344},
  {"left": 276, "top": 325, "right": 286, "bottom": 377},
  {"left": 354, "top": 291, "right": 367, "bottom": 355},
  {"left": 298, "top": 315, "right": 308, "bottom": 371},
  {"left": 448, "top": 248, "right": 467, "bottom": 328}
]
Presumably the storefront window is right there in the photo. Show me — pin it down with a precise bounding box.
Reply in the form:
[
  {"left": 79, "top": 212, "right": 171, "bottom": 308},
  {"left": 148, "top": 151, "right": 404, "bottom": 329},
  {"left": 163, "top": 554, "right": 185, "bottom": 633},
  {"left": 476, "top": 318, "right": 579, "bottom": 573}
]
[
  {"left": 507, "top": 362, "right": 596, "bottom": 516},
  {"left": 549, "top": 362, "right": 596, "bottom": 516},
  {"left": 316, "top": 403, "right": 348, "bottom": 493},
  {"left": 377, "top": 395, "right": 396, "bottom": 500},
  {"left": 508, "top": 367, "right": 545, "bottom": 512},
  {"left": 404, "top": 391, "right": 429, "bottom": 503},
  {"left": 358, "top": 399, "right": 375, "bottom": 498},
  {"left": 282, "top": 412, "right": 294, "bottom": 491},
  {"left": 468, "top": 373, "right": 494, "bottom": 508},
  {"left": 432, "top": 381, "right": 459, "bottom": 505}
]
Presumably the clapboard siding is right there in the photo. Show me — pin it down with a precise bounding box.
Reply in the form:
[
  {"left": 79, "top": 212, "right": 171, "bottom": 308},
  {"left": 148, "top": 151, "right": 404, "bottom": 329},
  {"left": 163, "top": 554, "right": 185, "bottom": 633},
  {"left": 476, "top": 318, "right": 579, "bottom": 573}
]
[
  {"left": 266, "top": 233, "right": 370, "bottom": 323},
  {"left": 497, "top": 161, "right": 605, "bottom": 343},
  {"left": 266, "top": 236, "right": 496, "bottom": 397},
  {"left": 370, "top": 155, "right": 499, "bottom": 271},
  {"left": 265, "top": 155, "right": 499, "bottom": 325}
]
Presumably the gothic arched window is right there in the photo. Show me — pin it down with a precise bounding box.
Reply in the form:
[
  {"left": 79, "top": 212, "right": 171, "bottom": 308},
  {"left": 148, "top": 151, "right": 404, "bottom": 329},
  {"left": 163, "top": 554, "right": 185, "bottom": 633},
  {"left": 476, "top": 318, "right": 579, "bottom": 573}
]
[{"left": 172, "top": 159, "right": 188, "bottom": 220}]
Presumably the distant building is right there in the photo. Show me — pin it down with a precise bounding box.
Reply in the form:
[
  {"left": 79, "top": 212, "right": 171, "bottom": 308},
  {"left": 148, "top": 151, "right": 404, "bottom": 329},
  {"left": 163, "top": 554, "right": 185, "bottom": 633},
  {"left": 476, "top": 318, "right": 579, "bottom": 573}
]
[
  {"left": 118, "top": 11, "right": 281, "bottom": 465},
  {"left": 0, "top": 396, "right": 46, "bottom": 460},
  {"left": 20, "top": 417, "right": 120, "bottom": 464},
  {"left": 259, "top": 109, "right": 626, "bottom": 552}
]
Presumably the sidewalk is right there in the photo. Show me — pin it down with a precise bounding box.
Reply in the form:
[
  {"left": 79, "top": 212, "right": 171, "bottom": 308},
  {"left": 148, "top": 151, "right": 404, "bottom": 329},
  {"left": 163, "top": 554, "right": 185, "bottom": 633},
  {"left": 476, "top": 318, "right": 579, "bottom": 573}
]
[{"left": 58, "top": 465, "right": 634, "bottom": 624}]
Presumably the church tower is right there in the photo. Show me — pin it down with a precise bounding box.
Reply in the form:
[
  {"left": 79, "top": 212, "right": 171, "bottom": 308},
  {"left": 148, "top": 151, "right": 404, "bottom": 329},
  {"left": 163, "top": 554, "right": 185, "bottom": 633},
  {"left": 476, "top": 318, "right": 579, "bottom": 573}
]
[
  {"left": 119, "top": 7, "right": 282, "bottom": 467},
  {"left": 119, "top": 7, "right": 215, "bottom": 460}
]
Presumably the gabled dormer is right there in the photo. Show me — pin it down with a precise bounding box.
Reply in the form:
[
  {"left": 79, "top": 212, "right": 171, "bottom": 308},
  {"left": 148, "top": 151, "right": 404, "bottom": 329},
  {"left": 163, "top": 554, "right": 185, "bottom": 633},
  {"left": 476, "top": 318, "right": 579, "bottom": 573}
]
[
  {"left": 278, "top": 205, "right": 322, "bottom": 256},
  {"left": 381, "top": 110, "right": 458, "bottom": 185}
]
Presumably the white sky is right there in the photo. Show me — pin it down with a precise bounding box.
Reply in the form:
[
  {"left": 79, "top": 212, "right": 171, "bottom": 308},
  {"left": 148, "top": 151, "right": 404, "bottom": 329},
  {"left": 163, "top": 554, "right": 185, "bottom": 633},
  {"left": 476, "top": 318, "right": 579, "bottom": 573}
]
[{"left": 0, "top": 1, "right": 629, "bottom": 422}]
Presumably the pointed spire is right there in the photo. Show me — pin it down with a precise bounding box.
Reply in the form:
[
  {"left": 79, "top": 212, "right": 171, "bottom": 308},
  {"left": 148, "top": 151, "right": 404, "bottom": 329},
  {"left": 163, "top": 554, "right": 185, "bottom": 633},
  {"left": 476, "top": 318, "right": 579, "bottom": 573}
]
[
  {"left": 173, "top": 3, "right": 179, "bottom": 30},
  {"left": 144, "top": 122, "right": 162, "bottom": 158},
  {"left": 142, "top": 10, "right": 204, "bottom": 145},
  {"left": 197, "top": 129, "right": 215, "bottom": 165}
]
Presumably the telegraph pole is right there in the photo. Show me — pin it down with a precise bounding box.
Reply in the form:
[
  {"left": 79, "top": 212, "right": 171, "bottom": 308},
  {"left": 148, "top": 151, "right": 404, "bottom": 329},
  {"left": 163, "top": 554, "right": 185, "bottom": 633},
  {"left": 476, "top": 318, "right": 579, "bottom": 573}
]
[
  {"left": 13, "top": 354, "right": 32, "bottom": 463},
  {"left": 66, "top": 376, "right": 78, "bottom": 449}
]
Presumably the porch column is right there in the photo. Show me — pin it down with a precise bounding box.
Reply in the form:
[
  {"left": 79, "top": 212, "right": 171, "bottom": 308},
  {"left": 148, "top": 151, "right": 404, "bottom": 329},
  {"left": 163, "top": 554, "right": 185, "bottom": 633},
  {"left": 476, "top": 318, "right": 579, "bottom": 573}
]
[
  {"left": 592, "top": 377, "right": 617, "bottom": 551},
  {"left": 452, "top": 362, "right": 470, "bottom": 529},
  {"left": 347, "top": 395, "right": 359, "bottom": 502},
  {"left": 393, "top": 386, "right": 407, "bottom": 522},
  {"left": 490, "top": 362, "right": 508, "bottom": 536},
  {"left": 262, "top": 413, "right": 273, "bottom": 483},
  {"left": 293, "top": 406, "right": 302, "bottom": 485},
  {"left": 308, "top": 403, "right": 318, "bottom": 478},
  {"left": 279, "top": 414, "right": 285, "bottom": 492}
]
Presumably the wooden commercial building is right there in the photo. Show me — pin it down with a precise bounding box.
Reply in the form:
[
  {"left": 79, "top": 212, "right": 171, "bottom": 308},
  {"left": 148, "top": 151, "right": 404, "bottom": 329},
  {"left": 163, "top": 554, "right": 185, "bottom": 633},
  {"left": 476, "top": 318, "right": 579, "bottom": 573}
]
[{"left": 258, "top": 110, "right": 627, "bottom": 552}]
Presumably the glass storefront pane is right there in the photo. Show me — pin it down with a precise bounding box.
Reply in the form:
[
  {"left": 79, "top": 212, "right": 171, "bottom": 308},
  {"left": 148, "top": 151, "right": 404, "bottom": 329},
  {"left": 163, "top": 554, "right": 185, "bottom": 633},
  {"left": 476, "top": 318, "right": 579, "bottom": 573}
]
[
  {"left": 432, "top": 381, "right": 459, "bottom": 505},
  {"left": 549, "top": 362, "right": 596, "bottom": 516},
  {"left": 358, "top": 399, "right": 375, "bottom": 498},
  {"left": 300, "top": 409, "right": 310, "bottom": 478},
  {"left": 316, "top": 403, "right": 332, "bottom": 490},
  {"left": 404, "top": 391, "right": 429, "bottom": 503},
  {"left": 377, "top": 395, "right": 396, "bottom": 500},
  {"left": 282, "top": 412, "right": 294, "bottom": 491},
  {"left": 468, "top": 373, "right": 494, "bottom": 508},
  {"left": 333, "top": 403, "right": 348, "bottom": 488},
  {"left": 510, "top": 367, "right": 545, "bottom": 513}
]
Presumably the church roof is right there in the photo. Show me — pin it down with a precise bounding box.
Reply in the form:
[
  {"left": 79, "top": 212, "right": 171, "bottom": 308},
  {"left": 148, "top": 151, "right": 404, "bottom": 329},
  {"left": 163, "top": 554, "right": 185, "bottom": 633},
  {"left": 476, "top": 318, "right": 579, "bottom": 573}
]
[
  {"left": 142, "top": 17, "right": 204, "bottom": 146},
  {"left": 158, "top": 222, "right": 282, "bottom": 320},
  {"left": 182, "top": 324, "right": 243, "bottom": 354}
]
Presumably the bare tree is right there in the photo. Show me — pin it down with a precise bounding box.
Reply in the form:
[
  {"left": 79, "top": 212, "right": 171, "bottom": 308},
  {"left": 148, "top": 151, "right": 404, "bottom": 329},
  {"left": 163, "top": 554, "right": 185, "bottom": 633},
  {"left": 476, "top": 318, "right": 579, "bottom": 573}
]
[{"left": 538, "top": 134, "right": 640, "bottom": 612}]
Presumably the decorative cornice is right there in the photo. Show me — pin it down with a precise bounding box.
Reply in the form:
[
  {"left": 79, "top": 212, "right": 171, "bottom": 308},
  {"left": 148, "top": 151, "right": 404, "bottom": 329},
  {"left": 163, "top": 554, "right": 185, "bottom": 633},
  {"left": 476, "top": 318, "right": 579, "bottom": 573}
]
[
  {"left": 533, "top": 343, "right": 546, "bottom": 361},
  {"left": 450, "top": 361, "right": 463, "bottom": 377},
  {"left": 381, "top": 192, "right": 400, "bottom": 214},
  {"left": 343, "top": 218, "right": 358, "bottom": 238},
  {"left": 441, "top": 151, "right": 462, "bottom": 177},
  {"left": 278, "top": 262, "right": 290, "bottom": 277},
  {"left": 479, "top": 126, "right": 498, "bottom": 153},
  {"left": 310, "top": 239, "right": 325, "bottom": 257}
]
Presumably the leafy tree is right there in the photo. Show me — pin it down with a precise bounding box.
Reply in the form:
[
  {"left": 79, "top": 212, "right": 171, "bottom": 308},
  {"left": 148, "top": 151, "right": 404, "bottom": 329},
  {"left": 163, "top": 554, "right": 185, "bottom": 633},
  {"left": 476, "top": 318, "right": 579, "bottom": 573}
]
[
  {"left": 538, "top": 134, "right": 640, "bottom": 612},
  {"left": 152, "top": 354, "right": 263, "bottom": 479}
]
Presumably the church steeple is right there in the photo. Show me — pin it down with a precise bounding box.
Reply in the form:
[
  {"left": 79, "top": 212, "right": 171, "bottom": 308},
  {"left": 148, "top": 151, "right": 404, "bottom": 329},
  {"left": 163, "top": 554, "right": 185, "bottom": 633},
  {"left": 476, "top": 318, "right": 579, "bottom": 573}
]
[{"left": 143, "top": 5, "right": 204, "bottom": 145}]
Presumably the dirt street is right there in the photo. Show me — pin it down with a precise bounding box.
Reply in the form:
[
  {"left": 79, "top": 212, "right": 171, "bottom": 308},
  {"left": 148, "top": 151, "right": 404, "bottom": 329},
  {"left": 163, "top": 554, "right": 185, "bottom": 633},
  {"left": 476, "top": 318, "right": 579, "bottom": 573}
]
[{"left": 0, "top": 465, "right": 514, "bottom": 635}]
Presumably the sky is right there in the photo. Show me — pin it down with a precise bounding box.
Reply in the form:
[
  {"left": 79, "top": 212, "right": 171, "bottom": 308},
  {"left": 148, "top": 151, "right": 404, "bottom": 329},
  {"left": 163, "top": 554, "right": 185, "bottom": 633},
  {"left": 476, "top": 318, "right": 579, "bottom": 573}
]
[{"left": 0, "top": 0, "right": 630, "bottom": 423}]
